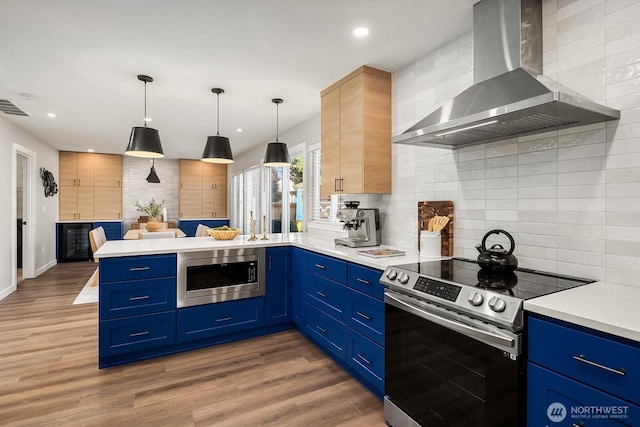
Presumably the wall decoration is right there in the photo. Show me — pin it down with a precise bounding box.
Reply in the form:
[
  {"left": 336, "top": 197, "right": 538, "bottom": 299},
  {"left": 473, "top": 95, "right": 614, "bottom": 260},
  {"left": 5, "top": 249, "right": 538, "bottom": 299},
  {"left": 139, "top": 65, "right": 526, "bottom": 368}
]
[{"left": 40, "top": 167, "right": 58, "bottom": 197}]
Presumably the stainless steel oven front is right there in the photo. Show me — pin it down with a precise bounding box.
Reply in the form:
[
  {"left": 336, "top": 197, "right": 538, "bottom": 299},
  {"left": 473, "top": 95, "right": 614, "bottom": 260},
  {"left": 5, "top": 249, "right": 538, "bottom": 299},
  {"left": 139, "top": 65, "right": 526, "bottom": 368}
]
[{"left": 177, "top": 247, "right": 265, "bottom": 307}]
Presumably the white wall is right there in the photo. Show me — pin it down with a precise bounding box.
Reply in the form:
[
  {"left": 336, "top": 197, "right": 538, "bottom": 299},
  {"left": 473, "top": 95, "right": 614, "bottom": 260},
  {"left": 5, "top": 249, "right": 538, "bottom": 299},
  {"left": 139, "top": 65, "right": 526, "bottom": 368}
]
[{"left": 0, "top": 116, "right": 58, "bottom": 300}]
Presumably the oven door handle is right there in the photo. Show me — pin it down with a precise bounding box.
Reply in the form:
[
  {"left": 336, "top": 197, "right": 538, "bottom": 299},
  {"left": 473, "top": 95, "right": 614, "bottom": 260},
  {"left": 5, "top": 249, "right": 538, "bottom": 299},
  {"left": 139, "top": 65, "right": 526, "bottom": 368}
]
[{"left": 384, "top": 292, "right": 515, "bottom": 349}]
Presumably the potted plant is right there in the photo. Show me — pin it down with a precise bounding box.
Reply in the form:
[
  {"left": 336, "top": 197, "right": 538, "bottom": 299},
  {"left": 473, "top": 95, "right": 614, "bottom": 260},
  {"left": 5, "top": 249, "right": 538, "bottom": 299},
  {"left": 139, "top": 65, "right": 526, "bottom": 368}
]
[{"left": 135, "top": 199, "right": 165, "bottom": 231}]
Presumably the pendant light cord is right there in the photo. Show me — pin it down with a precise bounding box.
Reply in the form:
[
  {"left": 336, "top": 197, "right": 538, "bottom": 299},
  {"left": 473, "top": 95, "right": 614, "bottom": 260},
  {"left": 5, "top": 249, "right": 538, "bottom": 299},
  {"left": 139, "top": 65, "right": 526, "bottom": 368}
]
[
  {"left": 143, "top": 81, "right": 148, "bottom": 127},
  {"left": 216, "top": 92, "right": 220, "bottom": 136},
  {"left": 275, "top": 102, "right": 279, "bottom": 142}
]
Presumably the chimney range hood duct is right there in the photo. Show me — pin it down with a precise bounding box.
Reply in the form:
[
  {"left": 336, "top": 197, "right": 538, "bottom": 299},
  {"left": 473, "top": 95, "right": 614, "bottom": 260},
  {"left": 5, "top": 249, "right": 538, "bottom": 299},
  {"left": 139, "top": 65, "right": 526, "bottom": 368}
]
[{"left": 393, "top": 0, "right": 619, "bottom": 148}]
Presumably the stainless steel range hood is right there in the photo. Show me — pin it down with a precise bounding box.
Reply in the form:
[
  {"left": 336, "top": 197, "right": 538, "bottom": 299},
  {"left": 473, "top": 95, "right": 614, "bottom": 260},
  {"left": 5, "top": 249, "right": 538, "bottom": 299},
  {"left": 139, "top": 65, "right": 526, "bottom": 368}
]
[{"left": 393, "top": 0, "right": 619, "bottom": 148}]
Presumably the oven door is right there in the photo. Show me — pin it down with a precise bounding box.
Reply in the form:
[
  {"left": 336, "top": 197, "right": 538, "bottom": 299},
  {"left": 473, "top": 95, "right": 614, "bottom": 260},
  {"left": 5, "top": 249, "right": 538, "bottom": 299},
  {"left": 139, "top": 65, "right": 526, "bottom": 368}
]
[{"left": 384, "top": 291, "right": 525, "bottom": 427}]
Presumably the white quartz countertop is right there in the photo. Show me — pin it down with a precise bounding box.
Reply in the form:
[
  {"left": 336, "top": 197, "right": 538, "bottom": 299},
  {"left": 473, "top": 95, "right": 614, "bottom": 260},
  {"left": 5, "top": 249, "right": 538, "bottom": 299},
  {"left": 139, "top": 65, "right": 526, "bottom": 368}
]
[
  {"left": 94, "top": 232, "right": 427, "bottom": 271},
  {"left": 524, "top": 282, "right": 640, "bottom": 343}
]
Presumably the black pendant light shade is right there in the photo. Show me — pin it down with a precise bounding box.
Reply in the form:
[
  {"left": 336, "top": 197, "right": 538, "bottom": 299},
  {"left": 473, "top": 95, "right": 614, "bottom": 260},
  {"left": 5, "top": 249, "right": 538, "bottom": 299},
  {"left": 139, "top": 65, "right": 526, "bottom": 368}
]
[
  {"left": 125, "top": 75, "right": 164, "bottom": 158},
  {"left": 264, "top": 98, "right": 291, "bottom": 167},
  {"left": 146, "top": 159, "right": 161, "bottom": 183},
  {"left": 202, "top": 88, "right": 234, "bottom": 164}
]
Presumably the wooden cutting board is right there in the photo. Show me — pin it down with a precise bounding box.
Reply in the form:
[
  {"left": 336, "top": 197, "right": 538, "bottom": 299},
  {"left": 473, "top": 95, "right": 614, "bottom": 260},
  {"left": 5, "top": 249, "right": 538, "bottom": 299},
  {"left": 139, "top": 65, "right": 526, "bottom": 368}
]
[{"left": 418, "top": 201, "right": 453, "bottom": 256}]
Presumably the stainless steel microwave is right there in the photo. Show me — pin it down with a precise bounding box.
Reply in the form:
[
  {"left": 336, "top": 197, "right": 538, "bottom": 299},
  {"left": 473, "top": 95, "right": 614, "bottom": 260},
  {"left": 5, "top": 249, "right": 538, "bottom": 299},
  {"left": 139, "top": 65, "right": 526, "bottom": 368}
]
[{"left": 177, "top": 247, "right": 265, "bottom": 308}]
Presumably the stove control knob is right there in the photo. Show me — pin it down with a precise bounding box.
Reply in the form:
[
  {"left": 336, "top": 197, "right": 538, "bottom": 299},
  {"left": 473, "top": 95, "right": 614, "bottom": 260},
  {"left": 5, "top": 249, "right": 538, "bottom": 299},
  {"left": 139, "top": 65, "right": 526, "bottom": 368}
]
[
  {"left": 467, "top": 292, "right": 484, "bottom": 306},
  {"left": 398, "top": 273, "right": 410, "bottom": 285},
  {"left": 489, "top": 296, "right": 506, "bottom": 313},
  {"left": 386, "top": 270, "right": 398, "bottom": 281}
]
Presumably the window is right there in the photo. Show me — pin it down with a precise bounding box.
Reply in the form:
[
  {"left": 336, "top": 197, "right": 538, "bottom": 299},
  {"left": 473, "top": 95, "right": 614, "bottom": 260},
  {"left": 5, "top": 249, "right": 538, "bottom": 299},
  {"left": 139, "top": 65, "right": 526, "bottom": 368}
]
[
  {"left": 309, "top": 144, "right": 344, "bottom": 222},
  {"left": 231, "top": 167, "right": 263, "bottom": 234},
  {"left": 267, "top": 148, "right": 304, "bottom": 233}
]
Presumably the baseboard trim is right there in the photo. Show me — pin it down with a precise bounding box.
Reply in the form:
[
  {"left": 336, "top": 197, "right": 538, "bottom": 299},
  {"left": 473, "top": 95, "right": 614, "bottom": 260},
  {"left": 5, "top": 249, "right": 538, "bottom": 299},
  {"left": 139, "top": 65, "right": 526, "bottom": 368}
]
[
  {"left": 0, "top": 284, "right": 17, "bottom": 301},
  {"left": 35, "top": 259, "right": 57, "bottom": 277}
]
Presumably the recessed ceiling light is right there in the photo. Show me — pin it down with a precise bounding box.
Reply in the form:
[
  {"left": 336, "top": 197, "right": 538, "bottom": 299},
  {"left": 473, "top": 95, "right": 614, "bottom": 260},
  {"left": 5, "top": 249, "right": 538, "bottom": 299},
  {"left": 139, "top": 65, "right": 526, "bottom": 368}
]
[
  {"left": 353, "top": 27, "right": 369, "bottom": 37},
  {"left": 144, "top": 117, "right": 152, "bottom": 123},
  {"left": 87, "top": 149, "right": 94, "bottom": 152},
  {"left": 236, "top": 128, "right": 243, "bottom": 133},
  {"left": 47, "top": 112, "right": 56, "bottom": 118}
]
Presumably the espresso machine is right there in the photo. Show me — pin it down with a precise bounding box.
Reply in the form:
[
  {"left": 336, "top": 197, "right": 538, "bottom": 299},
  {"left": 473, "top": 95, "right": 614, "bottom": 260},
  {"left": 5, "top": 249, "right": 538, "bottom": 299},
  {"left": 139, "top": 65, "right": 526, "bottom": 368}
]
[{"left": 334, "top": 201, "right": 381, "bottom": 247}]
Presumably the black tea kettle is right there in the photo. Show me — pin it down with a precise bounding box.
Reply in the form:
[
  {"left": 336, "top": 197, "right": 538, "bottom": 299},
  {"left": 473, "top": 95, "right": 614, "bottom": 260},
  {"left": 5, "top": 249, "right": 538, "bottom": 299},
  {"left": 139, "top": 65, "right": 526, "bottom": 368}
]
[{"left": 476, "top": 229, "right": 518, "bottom": 272}]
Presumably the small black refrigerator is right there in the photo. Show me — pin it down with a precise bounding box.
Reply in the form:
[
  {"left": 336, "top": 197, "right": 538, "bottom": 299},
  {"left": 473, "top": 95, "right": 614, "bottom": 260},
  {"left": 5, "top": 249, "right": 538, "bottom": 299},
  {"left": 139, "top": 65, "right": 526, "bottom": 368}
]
[{"left": 57, "top": 223, "right": 93, "bottom": 262}]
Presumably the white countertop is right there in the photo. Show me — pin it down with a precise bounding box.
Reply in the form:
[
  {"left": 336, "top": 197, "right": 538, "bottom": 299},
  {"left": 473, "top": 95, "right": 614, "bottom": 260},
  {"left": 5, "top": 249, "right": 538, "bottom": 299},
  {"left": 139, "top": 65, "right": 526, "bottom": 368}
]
[
  {"left": 524, "top": 282, "right": 640, "bottom": 343},
  {"left": 94, "top": 232, "right": 426, "bottom": 271}
]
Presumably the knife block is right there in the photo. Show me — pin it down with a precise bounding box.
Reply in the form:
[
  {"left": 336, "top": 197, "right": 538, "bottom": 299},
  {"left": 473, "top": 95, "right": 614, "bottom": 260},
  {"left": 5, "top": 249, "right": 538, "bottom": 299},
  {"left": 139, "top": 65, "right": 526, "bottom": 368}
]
[{"left": 418, "top": 201, "right": 453, "bottom": 256}]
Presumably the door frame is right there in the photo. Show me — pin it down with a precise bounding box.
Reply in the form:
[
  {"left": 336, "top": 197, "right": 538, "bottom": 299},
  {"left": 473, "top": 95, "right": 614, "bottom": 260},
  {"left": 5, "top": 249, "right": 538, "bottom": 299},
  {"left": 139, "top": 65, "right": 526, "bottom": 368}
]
[{"left": 12, "top": 144, "right": 36, "bottom": 281}]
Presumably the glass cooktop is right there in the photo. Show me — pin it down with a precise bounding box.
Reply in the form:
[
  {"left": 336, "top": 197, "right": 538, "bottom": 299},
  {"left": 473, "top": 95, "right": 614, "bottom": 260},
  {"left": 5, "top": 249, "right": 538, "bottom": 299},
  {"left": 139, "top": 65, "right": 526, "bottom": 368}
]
[{"left": 392, "top": 258, "right": 595, "bottom": 300}]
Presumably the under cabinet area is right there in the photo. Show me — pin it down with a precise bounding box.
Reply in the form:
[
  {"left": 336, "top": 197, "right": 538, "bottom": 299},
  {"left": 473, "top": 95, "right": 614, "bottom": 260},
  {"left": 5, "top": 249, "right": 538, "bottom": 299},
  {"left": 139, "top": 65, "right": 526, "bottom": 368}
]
[
  {"left": 179, "top": 159, "right": 227, "bottom": 219},
  {"left": 320, "top": 66, "right": 391, "bottom": 196}
]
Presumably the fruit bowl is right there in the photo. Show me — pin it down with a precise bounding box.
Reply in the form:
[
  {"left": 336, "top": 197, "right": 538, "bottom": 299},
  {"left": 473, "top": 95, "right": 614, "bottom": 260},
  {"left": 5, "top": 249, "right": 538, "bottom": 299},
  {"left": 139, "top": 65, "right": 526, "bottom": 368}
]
[{"left": 207, "top": 228, "right": 241, "bottom": 240}]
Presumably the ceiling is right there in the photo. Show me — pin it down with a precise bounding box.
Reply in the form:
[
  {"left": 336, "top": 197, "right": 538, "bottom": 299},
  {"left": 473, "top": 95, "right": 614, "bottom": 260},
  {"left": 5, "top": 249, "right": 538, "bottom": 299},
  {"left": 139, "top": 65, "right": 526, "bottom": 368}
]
[{"left": 0, "top": 0, "right": 476, "bottom": 160}]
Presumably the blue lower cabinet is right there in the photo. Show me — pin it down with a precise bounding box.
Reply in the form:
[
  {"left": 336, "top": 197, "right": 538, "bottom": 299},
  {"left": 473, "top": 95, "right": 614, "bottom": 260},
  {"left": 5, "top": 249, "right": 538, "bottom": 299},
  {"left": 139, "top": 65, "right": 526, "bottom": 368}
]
[
  {"left": 100, "top": 254, "right": 176, "bottom": 283},
  {"left": 177, "top": 297, "right": 265, "bottom": 343},
  {"left": 291, "top": 248, "right": 306, "bottom": 325},
  {"left": 304, "top": 303, "right": 346, "bottom": 361},
  {"left": 100, "top": 311, "right": 176, "bottom": 357},
  {"left": 178, "top": 219, "right": 229, "bottom": 237},
  {"left": 305, "top": 274, "right": 347, "bottom": 322},
  {"left": 92, "top": 221, "right": 123, "bottom": 241},
  {"left": 346, "top": 288, "right": 384, "bottom": 346},
  {"left": 99, "top": 277, "right": 176, "bottom": 320},
  {"left": 265, "top": 247, "right": 291, "bottom": 326},
  {"left": 347, "top": 329, "right": 384, "bottom": 394},
  {"left": 347, "top": 263, "right": 385, "bottom": 300},
  {"left": 527, "top": 363, "right": 640, "bottom": 426}
]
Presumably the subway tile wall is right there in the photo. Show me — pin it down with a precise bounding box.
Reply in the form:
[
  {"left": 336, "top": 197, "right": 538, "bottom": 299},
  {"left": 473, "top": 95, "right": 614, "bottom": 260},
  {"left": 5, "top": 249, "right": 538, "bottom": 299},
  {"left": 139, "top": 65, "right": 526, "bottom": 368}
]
[{"left": 369, "top": 0, "right": 640, "bottom": 286}]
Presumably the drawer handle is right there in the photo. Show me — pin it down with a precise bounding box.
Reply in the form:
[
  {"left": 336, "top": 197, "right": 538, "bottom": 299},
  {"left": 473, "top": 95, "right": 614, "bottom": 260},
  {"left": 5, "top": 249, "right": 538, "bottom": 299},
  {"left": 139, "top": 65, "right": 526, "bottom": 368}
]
[
  {"left": 316, "top": 291, "right": 328, "bottom": 298},
  {"left": 129, "top": 295, "right": 150, "bottom": 301},
  {"left": 316, "top": 325, "right": 327, "bottom": 334},
  {"left": 356, "top": 311, "right": 372, "bottom": 321},
  {"left": 130, "top": 267, "right": 151, "bottom": 272},
  {"left": 573, "top": 354, "right": 626, "bottom": 376},
  {"left": 357, "top": 353, "right": 372, "bottom": 365},
  {"left": 129, "top": 331, "right": 149, "bottom": 337},
  {"left": 356, "top": 277, "right": 371, "bottom": 285},
  {"left": 314, "top": 264, "right": 326, "bottom": 270},
  {"left": 216, "top": 317, "right": 232, "bottom": 322}
]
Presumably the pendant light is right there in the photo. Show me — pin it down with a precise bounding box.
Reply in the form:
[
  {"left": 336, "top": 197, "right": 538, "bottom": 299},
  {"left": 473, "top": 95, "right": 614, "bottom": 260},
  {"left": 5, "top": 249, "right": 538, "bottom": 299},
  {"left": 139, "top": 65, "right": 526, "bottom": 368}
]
[
  {"left": 146, "top": 159, "right": 161, "bottom": 183},
  {"left": 125, "top": 75, "right": 164, "bottom": 158},
  {"left": 263, "top": 98, "right": 291, "bottom": 167},
  {"left": 202, "top": 88, "right": 234, "bottom": 163}
]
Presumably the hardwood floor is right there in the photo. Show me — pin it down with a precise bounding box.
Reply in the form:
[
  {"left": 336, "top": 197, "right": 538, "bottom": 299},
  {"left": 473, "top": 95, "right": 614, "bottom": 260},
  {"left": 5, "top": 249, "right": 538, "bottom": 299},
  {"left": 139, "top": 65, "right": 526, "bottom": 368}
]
[{"left": 0, "top": 262, "right": 385, "bottom": 426}]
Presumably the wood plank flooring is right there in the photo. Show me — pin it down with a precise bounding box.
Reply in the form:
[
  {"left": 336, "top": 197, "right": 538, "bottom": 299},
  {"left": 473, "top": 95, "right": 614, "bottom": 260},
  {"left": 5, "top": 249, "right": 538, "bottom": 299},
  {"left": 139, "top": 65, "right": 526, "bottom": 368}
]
[{"left": 0, "top": 262, "right": 385, "bottom": 426}]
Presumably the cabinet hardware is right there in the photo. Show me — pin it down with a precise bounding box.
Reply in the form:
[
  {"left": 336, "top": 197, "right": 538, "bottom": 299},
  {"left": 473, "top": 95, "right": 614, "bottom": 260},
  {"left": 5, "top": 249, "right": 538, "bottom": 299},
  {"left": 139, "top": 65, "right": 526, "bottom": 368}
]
[
  {"left": 74, "top": 179, "right": 77, "bottom": 186},
  {"left": 316, "top": 291, "right": 327, "bottom": 298},
  {"left": 572, "top": 355, "right": 626, "bottom": 376},
  {"left": 314, "top": 264, "right": 326, "bottom": 270},
  {"left": 356, "top": 311, "right": 372, "bottom": 321},
  {"left": 118, "top": 180, "right": 121, "bottom": 187},
  {"left": 269, "top": 256, "right": 272, "bottom": 270},
  {"left": 129, "top": 266, "right": 151, "bottom": 272},
  {"left": 334, "top": 178, "right": 338, "bottom": 192},
  {"left": 356, "top": 277, "right": 371, "bottom": 285},
  {"left": 129, "top": 331, "right": 149, "bottom": 337},
  {"left": 129, "top": 295, "right": 150, "bottom": 301},
  {"left": 339, "top": 178, "right": 344, "bottom": 192},
  {"left": 78, "top": 179, "right": 81, "bottom": 186},
  {"left": 216, "top": 316, "right": 232, "bottom": 322},
  {"left": 357, "top": 353, "right": 372, "bottom": 365},
  {"left": 316, "top": 325, "right": 327, "bottom": 334}
]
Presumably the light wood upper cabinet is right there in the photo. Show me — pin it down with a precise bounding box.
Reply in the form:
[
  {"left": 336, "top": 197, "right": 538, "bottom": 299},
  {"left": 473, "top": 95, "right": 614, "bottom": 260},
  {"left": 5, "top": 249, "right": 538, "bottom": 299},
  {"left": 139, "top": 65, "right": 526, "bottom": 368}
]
[
  {"left": 179, "top": 159, "right": 227, "bottom": 219},
  {"left": 59, "top": 151, "right": 94, "bottom": 187},
  {"left": 320, "top": 66, "right": 391, "bottom": 196},
  {"left": 94, "top": 187, "right": 121, "bottom": 220},
  {"left": 94, "top": 154, "right": 122, "bottom": 188},
  {"left": 180, "top": 159, "right": 203, "bottom": 190}
]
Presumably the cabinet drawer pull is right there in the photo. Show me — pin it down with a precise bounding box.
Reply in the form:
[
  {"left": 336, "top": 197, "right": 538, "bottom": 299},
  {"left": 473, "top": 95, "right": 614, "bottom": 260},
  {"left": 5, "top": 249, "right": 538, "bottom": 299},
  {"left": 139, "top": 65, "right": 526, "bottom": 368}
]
[
  {"left": 314, "top": 264, "right": 326, "bottom": 270},
  {"left": 129, "top": 331, "right": 149, "bottom": 337},
  {"left": 316, "top": 291, "right": 328, "bottom": 298},
  {"left": 334, "top": 178, "right": 338, "bottom": 192},
  {"left": 129, "top": 295, "right": 150, "bottom": 301},
  {"left": 357, "top": 353, "right": 372, "bottom": 365},
  {"left": 356, "top": 311, "right": 372, "bottom": 321},
  {"left": 216, "top": 316, "right": 232, "bottom": 322},
  {"left": 129, "top": 267, "right": 151, "bottom": 272},
  {"left": 573, "top": 354, "right": 626, "bottom": 376},
  {"left": 340, "top": 178, "right": 344, "bottom": 192},
  {"left": 356, "top": 277, "right": 371, "bottom": 285},
  {"left": 316, "top": 325, "right": 327, "bottom": 334}
]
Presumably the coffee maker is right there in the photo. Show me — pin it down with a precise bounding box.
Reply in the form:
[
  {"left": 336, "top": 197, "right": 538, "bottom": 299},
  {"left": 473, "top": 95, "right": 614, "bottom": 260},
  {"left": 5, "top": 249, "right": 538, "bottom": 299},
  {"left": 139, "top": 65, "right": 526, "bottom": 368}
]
[{"left": 334, "top": 201, "right": 381, "bottom": 248}]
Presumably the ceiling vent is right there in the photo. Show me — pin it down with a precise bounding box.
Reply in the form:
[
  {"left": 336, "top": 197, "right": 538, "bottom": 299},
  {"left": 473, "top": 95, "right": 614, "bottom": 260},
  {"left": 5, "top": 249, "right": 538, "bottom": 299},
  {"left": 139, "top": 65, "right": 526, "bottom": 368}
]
[{"left": 0, "top": 99, "right": 29, "bottom": 116}]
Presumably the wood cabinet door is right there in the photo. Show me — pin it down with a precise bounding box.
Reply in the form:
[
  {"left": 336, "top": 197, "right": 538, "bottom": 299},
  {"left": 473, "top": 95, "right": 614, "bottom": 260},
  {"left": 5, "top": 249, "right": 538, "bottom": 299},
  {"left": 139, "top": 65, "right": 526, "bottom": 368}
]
[
  {"left": 202, "top": 163, "right": 227, "bottom": 217},
  {"left": 179, "top": 189, "right": 203, "bottom": 218},
  {"left": 339, "top": 74, "right": 364, "bottom": 194},
  {"left": 77, "top": 186, "right": 95, "bottom": 220},
  {"left": 76, "top": 152, "right": 95, "bottom": 187},
  {"left": 179, "top": 159, "right": 202, "bottom": 190},
  {"left": 362, "top": 72, "right": 392, "bottom": 194},
  {"left": 59, "top": 152, "right": 78, "bottom": 187},
  {"left": 59, "top": 186, "right": 78, "bottom": 220},
  {"left": 320, "top": 87, "right": 341, "bottom": 196},
  {"left": 94, "top": 187, "right": 122, "bottom": 220},
  {"left": 94, "top": 154, "right": 122, "bottom": 188}
]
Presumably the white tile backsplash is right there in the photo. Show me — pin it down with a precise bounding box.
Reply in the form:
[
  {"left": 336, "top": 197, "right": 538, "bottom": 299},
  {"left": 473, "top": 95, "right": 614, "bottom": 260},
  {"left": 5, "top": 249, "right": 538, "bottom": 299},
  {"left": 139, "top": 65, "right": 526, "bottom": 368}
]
[{"left": 382, "top": 0, "right": 640, "bottom": 286}]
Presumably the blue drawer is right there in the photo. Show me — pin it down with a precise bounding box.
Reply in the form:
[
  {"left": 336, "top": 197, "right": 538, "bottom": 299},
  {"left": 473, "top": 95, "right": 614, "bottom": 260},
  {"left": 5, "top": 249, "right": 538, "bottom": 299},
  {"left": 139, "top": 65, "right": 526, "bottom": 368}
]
[
  {"left": 99, "top": 277, "right": 176, "bottom": 320},
  {"left": 347, "top": 328, "right": 384, "bottom": 394},
  {"left": 304, "top": 303, "right": 346, "bottom": 361},
  {"left": 346, "top": 288, "right": 384, "bottom": 346},
  {"left": 348, "top": 263, "right": 384, "bottom": 300},
  {"left": 100, "top": 254, "right": 176, "bottom": 283},
  {"left": 305, "top": 274, "right": 347, "bottom": 322},
  {"left": 177, "top": 297, "right": 265, "bottom": 343},
  {"left": 529, "top": 316, "right": 639, "bottom": 405},
  {"left": 304, "top": 251, "right": 347, "bottom": 284},
  {"left": 99, "top": 311, "right": 176, "bottom": 357}
]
